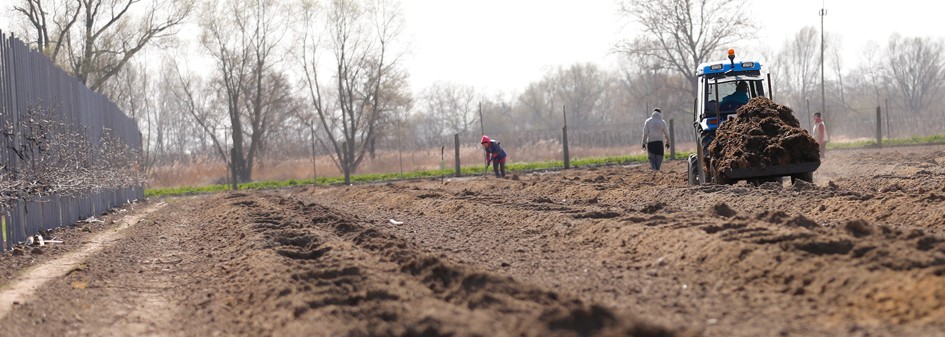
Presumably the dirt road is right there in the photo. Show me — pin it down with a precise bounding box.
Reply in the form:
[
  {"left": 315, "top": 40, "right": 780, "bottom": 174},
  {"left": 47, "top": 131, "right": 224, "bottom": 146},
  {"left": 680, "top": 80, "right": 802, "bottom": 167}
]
[{"left": 1, "top": 145, "right": 944, "bottom": 336}]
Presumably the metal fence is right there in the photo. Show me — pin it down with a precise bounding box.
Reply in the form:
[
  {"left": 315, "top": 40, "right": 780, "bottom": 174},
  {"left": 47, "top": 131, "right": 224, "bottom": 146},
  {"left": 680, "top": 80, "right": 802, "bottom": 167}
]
[
  {"left": 1, "top": 31, "right": 143, "bottom": 251},
  {"left": 827, "top": 108, "right": 945, "bottom": 142}
]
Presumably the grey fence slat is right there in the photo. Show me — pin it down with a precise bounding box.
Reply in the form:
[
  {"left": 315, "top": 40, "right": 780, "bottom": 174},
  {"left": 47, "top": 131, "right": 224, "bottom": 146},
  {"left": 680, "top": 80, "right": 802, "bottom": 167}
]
[
  {"left": 0, "top": 34, "right": 6, "bottom": 246},
  {"left": 12, "top": 36, "right": 25, "bottom": 244}
]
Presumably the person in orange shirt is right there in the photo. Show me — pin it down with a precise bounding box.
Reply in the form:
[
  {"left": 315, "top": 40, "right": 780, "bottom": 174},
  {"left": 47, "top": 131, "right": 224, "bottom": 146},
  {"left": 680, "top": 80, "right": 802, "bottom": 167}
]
[{"left": 812, "top": 112, "right": 827, "bottom": 158}]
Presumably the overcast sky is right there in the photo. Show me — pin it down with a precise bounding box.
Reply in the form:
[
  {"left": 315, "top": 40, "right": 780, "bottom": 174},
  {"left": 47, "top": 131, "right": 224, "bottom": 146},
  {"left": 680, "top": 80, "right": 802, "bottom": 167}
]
[
  {"left": 400, "top": 0, "right": 944, "bottom": 95},
  {"left": 400, "top": 0, "right": 623, "bottom": 95},
  {"left": 1, "top": 0, "right": 942, "bottom": 96}
]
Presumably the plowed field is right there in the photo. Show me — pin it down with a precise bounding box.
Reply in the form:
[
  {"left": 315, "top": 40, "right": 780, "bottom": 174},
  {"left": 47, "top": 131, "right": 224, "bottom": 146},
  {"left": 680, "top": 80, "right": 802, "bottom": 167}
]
[{"left": 2, "top": 145, "right": 945, "bottom": 337}]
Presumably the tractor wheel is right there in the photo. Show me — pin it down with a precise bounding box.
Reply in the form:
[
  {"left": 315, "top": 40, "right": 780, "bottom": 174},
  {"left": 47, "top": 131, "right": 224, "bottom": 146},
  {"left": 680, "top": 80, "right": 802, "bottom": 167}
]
[{"left": 687, "top": 154, "right": 701, "bottom": 185}]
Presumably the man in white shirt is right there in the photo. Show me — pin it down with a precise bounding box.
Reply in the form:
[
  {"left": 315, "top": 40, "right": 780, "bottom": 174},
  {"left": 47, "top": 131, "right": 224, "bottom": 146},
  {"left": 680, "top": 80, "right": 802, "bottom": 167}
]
[{"left": 642, "top": 108, "right": 671, "bottom": 170}]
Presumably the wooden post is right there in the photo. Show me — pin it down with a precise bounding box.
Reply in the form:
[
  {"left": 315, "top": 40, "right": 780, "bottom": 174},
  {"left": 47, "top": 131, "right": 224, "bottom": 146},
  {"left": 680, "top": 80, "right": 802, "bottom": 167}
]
[
  {"left": 562, "top": 106, "right": 570, "bottom": 169},
  {"left": 478, "top": 102, "right": 484, "bottom": 136},
  {"left": 885, "top": 98, "right": 890, "bottom": 138},
  {"left": 230, "top": 148, "right": 239, "bottom": 190},
  {"left": 454, "top": 134, "right": 461, "bottom": 177},
  {"left": 397, "top": 121, "right": 403, "bottom": 177},
  {"left": 308, "top": 122, "right": 318, "bottom": 181},
  {"left": 806, "top": 99, "right": 811, "bottom": 131},
  {"left": 669, "top": 118, "right": 676, "bottom": 160},
  {"left": 876, "top": 106, "right": 882, "bottom": 148}
]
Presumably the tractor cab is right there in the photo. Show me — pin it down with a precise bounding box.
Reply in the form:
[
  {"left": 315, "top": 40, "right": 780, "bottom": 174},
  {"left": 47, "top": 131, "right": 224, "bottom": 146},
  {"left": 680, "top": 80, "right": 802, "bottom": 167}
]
[
  {"left": 693, "top": 49, "right": 772, "bottom": 150},
  {"left": 695, "top": 51, "right": 769, "bottom": 132}
]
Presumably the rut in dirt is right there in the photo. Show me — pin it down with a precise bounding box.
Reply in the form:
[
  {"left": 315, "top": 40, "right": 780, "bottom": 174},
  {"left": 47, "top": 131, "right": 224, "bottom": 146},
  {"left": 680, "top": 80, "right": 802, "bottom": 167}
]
[{"left": 195, "top": 192, "right": 682, "bottom": 337}]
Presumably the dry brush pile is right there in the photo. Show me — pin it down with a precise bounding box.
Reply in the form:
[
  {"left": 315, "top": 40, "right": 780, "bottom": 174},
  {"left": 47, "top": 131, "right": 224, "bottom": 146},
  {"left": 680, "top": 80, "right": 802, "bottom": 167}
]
[{"left": 0, "top": 105, "right": 146, "bottom": 212}]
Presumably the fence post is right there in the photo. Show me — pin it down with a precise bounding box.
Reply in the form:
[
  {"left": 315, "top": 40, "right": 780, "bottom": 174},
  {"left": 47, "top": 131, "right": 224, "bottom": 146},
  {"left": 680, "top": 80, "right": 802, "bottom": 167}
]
[
  {"left": 669, "top": 118, "right": 676, "bottom": 160},
  {"left": 562, "top": 126, "right": 570, "bottom": 169},
  {"left": 230, "top": 147, "right": 239, "bottom": 190},
  {"left": 454, "top": 134, "right": 461, "bottom": 177},
  {"left": 876, "top": 106, "right": 882, "bottom": 148},
  {"left": 885, "top": 98, "right": 890, "bottom": 139},
  {"left": 562, "top": 106, "right": 570, "bottom": 169}
]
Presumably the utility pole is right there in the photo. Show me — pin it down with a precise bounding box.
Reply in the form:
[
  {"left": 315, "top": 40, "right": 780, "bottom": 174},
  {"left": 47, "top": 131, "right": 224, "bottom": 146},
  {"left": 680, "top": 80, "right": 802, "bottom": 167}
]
[{"left": 819, "top": 5, "right": 828, "bottom": 141}]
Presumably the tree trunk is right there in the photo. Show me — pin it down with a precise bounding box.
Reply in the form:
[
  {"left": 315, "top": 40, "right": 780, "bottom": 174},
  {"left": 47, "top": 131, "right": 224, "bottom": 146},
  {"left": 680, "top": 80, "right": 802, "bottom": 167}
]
[{"left": 369, "top": 137, "right": 376, "bottom": 160}]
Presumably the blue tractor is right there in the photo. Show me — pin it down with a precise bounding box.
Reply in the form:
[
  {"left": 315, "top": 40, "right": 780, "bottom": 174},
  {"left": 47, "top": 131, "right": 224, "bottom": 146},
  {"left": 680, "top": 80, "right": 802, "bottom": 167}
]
[{"left": 687, "top": 49, "right": 819, "bottom": 185}]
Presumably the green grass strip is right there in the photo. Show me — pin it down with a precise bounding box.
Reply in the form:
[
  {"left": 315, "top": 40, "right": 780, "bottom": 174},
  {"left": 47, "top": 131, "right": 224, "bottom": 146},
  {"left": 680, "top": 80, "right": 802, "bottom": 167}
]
[
  {"left": 827, "top": 134, "right": 945, "bottom": 150},
  {"left": 144, "top": 152, "right": 693, "bottom": 198}
]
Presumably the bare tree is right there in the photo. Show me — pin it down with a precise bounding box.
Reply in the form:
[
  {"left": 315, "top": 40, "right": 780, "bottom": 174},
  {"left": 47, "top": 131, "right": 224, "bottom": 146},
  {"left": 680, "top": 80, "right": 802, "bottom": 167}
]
[
  {"left": 97, "top": 129, "right": 147, "bottom": 191},
  {"left": 0, "top": 104, "right": 144, "bottom": 246},
  {"left": 107, "top": 60, "right": 156, "bottom": 171},
  {"left": 105, "top": 56, "right": 209, "bottom": 172},
  {"left": 884, "top": 34, "right": 945, "bottom": 113},
  {"left": 289, "top": 100, "right": 328, "bottom": 179},
  {"left": 772, "top": 27, "right": 820, "bottom": 111},
  {"left": 367, "top": 66, "right": 412, "bottom": 159},
  {"left": 158, "top": 59, "right": 207, "bottom": 158},
  {"left": 406, "top": 111, "right": 442, "bottom": 148},
  {"left": 301, "top": 0, "right": 409, "bottom": 184},
  {"left": 246, "top": 71, "right": 299, "bottom": 170},
  {"left": 515, "top": 63, "right": 615, "bottom": 129},
  {"left": 615, "top": 54, "right": 688, "bottom": 122},
  {"left": 12, "top": 0, "right": 194, "bottom": 92},
  {"left": 420, "top": 82, "right": 480, "bottom": 135},
  {"left": 616, "top": 0, "right": 756, "bottom": 93},
  {"left": 827, "top": 34, "right": 852, "bottom": 114},
  {"left": 0, "top": 168, "right": 24, "bottom": 212},
  {"left": 517, "top": 76, "right": 558, "bottom": 129},
  {"left": 478, "top": 94, "right": 515, "bottom": 135},
  {"left": 2, "top": 106, "right": 77, "bottom": 201},
  {"left": 858, "top": 41, "right": 889, "bottom": 108},
  {"left": 174, "top": 65, "right": 231, "bottom": 169},
  {"left": 200, "top": 0, "right": 290, "bottom": 183},
  {"left": 0, "top": 104, "right": 144, "bottom": 205},
  {"left": 555, "top": 63, "right": 613, "bottom": 127},
  {"left": 12, "top": 0, "right": 81, "bottom": 60}
]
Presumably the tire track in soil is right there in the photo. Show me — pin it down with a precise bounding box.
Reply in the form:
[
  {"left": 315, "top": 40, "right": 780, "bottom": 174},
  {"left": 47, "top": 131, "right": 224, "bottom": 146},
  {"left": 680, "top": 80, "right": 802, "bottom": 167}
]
[{"left": 227, "top": 191, "right": 681, "bottom": 337}]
